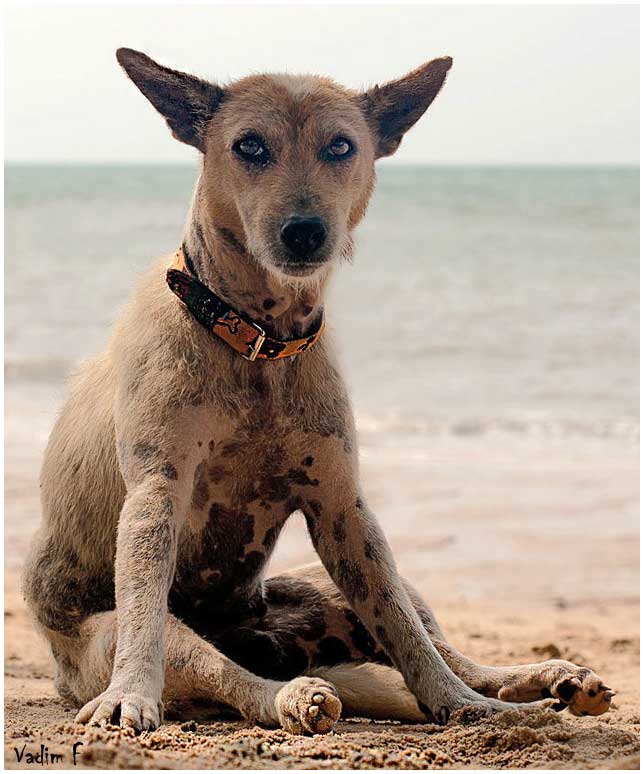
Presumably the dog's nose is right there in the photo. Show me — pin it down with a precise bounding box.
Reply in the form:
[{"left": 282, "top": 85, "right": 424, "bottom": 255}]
[{"left": 280, "top": 216, "right": 327, "bottom": 261}]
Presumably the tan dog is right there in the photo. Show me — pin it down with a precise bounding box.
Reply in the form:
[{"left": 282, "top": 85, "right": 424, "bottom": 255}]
[{"left": 23, "top": 49, "right": 614, "bottom": 735}]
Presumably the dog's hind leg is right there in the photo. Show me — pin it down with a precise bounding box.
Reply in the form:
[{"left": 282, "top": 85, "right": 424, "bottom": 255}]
[
  {"left": 402, "top": 582, "right": 614, "bottom": 717},
  {"left": 246, "top": 565, "right": 612, "bottom": 720},
  {"left": 308, "top": 662, "right": 426, "bottom": 721},
  {"left": 49, "top": 610, "right": 341, "bottom": 734}
]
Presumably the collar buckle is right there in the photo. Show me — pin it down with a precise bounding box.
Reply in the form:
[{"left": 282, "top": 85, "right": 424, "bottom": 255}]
[{"left": 242, "top": 321, "right": 266, "bottom": 362}]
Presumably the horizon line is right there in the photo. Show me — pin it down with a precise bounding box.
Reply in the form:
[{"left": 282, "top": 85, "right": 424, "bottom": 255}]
[{"left": 5, "top": 160, "right": 640, "bottom": 169}]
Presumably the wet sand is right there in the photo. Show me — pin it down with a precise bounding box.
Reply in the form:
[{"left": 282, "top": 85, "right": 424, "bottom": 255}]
[{"left": 4, "top": 381, "right": 640, "bottom": 769}]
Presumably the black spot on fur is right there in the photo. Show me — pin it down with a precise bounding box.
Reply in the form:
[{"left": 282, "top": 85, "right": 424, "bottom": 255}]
[
  {"left": 161, "top": 463, "right": 178, "bottom": 480},
  {"left": 287, "top": 468, "right": 319, "bottom": 487},
  {"left": 364, "top": 539, "right": 377, "bottom": 560},
  {"left": 218, "top": 227, "right": 247, "bottom": 255},
  {"left": 557, "top": 678, "right": 581, "bottom": 702},
  {"left": 24, "top": 539, "right": 115, "bottom": 637},
  {"left": 237, "top": 576, "right": 329, "bottom": 649},
  {"left": 306, "top": 499, "right": 322, "bottom": 519},
  {"left": 208, "top": 465, "right": 225, "bottom": 483},
  {"left": 215, "top": 627, "right": 309, "bottom": 681},
  {"left": 256, "top": 475, "right": 290, "bottom": 503},
  {"left": 221, "top": 440, "right": 242, "bottom": 458},
  {"left": 131, "top": 511, "right": 174, "bottom": 558},
  {"left": 336, "top": 559, "right": 368, "bottom": 603},
  {"left": 263, "top": 298, "right": 276, "bottom": 310},
  {"left": 132, "top": 442, "right": 160, "bottom": 474},
  {"left": 302, "top": 499, "right": 323, "bottom": 546},
  {"left": 133, "top": 442, "right": 158, "bottom": 460},
  {"left": 344, "top": 609, "right": 390, "bottom": 663},
  {"left": 362, "top": 530, "right": 387, "bottom": 564},
  {"left": 316, "top": 636, "right": 352, "bottom": 666},
  {"left": 262, "top": 526, "right": 278, "bottom": 550},
  {"left": 333, "top": 515, "right": 346, "bottom": 543},
  {"left": 285, "top": 495, "right": 305, "bottom": 516},
  {"left": 170, "top": 503, "right": 267, "bottom": 618},
  {"left": 375, "top": 624, "right": 395, "bottom": 655},
  {"left": 302, "top": 456, "right": 314, "bottom": 467},
  {"left": 191, "top": 462, "right": 210, "bottom": 510},
  {"left": 202, "top": 575, "right": 343, "bottom": 679}
]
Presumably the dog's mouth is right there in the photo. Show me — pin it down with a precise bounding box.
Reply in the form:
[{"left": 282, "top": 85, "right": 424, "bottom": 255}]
[
  {"left": 278, "top": 260, "right": 327, "bottom": 278},
  {"left": 257, "top": 240, "right": 336, "bottom": 281}
]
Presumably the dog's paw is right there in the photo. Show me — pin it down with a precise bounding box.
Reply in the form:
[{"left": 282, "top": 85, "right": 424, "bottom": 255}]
[
  {"left": 274, "top": 676, "right": 341, "bottom": 735},
  {"left": 550, "top": 668, "right": 615, "bottom": 716},
  {"left": 497, "top": 660, "right": 615, "bottom": 716},
  {"left": 75, "top": 686, "right": 163, "bottom": 732}
]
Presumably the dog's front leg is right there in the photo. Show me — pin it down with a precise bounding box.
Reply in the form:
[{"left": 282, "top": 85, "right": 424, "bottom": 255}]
[
  {"left": 76, "top": 471, "right": 184, "bottom": 731},
  {"left": 305, "top": 491, "right": 542, "bottom": 723}
]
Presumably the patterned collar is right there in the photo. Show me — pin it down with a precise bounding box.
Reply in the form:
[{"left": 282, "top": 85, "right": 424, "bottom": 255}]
[{"left": 166, "top": 246, "right": 325, "bottom": 362}]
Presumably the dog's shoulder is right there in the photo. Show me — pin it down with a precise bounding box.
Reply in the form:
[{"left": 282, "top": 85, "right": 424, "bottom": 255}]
[{"left": 106, "top": 256, "right": 227, "bottom": 415}]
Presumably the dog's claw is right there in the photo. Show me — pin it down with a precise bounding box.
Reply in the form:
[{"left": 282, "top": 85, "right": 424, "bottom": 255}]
[{"left": 437, "top": 706, "right": 450, "bottom": 725}]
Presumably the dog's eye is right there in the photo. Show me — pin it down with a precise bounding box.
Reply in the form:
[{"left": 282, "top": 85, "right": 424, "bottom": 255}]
[
  {"left": 326, "top": 136, "right": 354, "bottom": 160},
  {"left": 234, "top": 135, "right": 270, "bottom": 164}
]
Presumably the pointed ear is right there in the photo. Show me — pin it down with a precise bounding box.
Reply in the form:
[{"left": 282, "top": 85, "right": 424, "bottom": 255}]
[
  {"left": 360, "top": 57, "right": 453, "bottom": 158},
  {"left": 116, "top": 48, "right": 223, "bottom": 152}
]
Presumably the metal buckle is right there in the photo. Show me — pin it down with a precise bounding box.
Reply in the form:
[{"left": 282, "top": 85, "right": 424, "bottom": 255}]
[{"left": 242, "top": 322, "right": 266, "bottom": 362}]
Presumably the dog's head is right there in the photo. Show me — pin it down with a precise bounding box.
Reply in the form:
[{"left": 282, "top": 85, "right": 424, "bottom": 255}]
[{"left": 117, "top": 49, "right": 452, "bottom": 281}]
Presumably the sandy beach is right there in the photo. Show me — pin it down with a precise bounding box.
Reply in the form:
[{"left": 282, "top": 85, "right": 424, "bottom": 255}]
[
  {"left": 4, "top": 578, "right": 640, "bottom": 770},
  {"left": 4, "top": 381, "right": 639, "bottom": 769}
]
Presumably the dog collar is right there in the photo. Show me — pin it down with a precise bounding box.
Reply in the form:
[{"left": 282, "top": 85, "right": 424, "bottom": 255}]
[{"left": 166, "top": 246, "right": 325, "bottom": 361}]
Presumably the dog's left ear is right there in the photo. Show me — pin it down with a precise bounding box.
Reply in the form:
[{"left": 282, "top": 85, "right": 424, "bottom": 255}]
[
  {"left": 360, "top": 57, "right": 453, "bottom": 158},
  {"left": 116, "top": 48, "right": 223, "bottom": 152}
]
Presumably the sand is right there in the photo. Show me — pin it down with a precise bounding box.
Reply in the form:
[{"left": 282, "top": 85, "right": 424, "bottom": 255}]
[
  {"left": 4, "top": 381, "right": 640, "bottom": 769},
  {"left": 4, "top": 574, "right": 640, "bottom": 770}
]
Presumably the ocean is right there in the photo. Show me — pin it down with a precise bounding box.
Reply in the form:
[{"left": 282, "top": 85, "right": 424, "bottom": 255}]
[{"left": 5, "top": 163, "right": 639, "bottom": 441}]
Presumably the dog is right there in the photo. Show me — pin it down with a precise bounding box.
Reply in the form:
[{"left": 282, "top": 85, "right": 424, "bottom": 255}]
[{"left": 22, "top": 48, "right": 614, "bottom": 735}]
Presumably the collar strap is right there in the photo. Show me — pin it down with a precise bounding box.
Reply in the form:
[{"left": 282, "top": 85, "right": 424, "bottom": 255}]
[{"left": 166, "top": 247, "right": 325, "bottom": 361}]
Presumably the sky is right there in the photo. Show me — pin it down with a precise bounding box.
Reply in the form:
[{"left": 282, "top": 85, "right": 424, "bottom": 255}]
[{"left": 5, "top": 4, "right": 640, "bottom": 165}]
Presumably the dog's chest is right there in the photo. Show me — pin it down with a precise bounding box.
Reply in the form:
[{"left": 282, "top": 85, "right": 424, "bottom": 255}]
[{"left": 173, "top": 394, "right": 319, "bottom": 614}]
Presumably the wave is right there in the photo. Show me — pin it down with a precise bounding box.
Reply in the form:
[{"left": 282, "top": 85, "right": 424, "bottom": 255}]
[
  {"left": 5, "top": 360, "right": 638, "bottom": 443},
  {"left": 355, "top": 411, "right": 640, "bottom": 442}
]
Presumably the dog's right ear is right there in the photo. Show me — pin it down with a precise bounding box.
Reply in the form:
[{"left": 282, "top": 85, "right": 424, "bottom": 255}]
[{"left": 116, "top": 48, "right": 223, "bottom": 152}]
